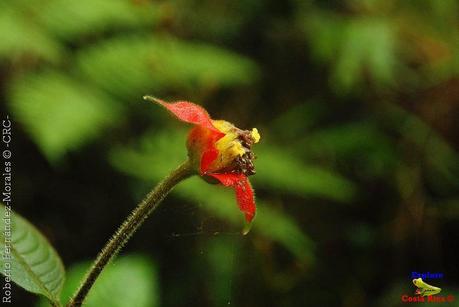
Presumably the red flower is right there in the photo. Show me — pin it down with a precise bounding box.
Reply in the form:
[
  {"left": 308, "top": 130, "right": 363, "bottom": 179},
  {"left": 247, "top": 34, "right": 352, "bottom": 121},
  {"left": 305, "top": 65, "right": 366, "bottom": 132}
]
[{"left": 145, "top": 96, "right": 260, "bottom": 227}]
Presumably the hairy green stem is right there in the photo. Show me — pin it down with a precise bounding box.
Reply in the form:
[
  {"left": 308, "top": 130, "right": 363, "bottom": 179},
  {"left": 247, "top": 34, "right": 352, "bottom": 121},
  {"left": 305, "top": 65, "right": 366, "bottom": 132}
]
[{"left": 67, "top": 160, "right": 194, "bottom": 306}]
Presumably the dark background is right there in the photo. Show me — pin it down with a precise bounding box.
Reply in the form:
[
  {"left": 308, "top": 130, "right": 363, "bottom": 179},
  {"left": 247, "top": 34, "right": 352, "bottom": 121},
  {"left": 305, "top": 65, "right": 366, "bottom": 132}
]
[{"left": 1, "top": 0, "right": 459, "bottom": 306}]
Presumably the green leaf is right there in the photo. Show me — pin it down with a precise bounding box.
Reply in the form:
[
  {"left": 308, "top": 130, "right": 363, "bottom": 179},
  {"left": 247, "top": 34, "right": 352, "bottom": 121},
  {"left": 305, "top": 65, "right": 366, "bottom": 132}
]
[
  {"left": 0, "top": 203, "right": 65, "bottom": 305},
  {"left": 0, "top": 5, "right": 62, "bottom": 63},
  {"left": 254, "top": 145, "right": 356, "bottom": 202},
  {"left": 331, "top": 17, "right": 398, "bottom": 93},
  {"left": 304, "top": 12, "right": 399, "bottom": 94},
  {"left": 76, "top": 35, "right": 259, "bottom": 99},
  {"left": 38, "top": 254, "right": 159, "bottom": 307},
  {"left": 38, "top": 0, "right": 160, "bottom": 39},
  {"left": 7, "top": 72, "right": 121, "bottom": 162}
]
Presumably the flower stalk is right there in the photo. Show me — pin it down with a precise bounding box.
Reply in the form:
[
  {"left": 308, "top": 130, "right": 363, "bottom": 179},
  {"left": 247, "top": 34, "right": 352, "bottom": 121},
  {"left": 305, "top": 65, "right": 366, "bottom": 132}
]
[
  {"left": 67, "top": 160, "right": 194, "bottom": 307},
  {"left": 68, "top": 95, "right": 260, "bottom": 306}
]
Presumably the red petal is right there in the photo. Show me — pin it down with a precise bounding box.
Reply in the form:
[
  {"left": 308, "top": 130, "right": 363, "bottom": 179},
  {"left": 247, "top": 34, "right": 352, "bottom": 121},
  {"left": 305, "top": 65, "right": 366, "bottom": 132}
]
[
  {"left": 209, "top": 174, "right": 256, "bottom": 223},
  {"left": 234, "top": 177, "right": 256, "bottom": 223},
  {"left": 187, "top": 123, "right": 225, "bottom": 174},
  {"left": 200, "top": 147, "right": 219, "bottom": 174},
  {"left": 208, "top": 173, "right": 245, "bottom": 186},
  {"left": 145, "top": 96, "right": 220, "bottom": 132}
]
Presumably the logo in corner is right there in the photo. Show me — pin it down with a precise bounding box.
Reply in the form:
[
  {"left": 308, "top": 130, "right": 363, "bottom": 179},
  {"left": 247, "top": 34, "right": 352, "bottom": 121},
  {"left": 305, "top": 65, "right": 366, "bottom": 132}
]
[
  {"left": 401, "top": 272, "right": 455, "bottom": 303},
  {"left": 413, "top": 278, "right": 441, "bottom": 297}
]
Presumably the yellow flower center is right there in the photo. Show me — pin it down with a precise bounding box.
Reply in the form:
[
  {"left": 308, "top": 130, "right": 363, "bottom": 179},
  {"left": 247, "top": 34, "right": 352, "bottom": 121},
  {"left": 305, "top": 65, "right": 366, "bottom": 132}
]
[{"left": 211, "top": 120, "right": 260, "bottom": 175}]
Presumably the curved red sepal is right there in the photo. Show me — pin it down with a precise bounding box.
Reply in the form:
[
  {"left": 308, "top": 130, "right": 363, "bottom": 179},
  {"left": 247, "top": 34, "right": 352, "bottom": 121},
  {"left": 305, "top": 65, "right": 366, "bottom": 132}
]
[
  {"left": 200, "top": 147, "right": 219, "bottom": 174},
  {"left": 209, "top": 173, "right": 245, "bottom": 186},
  {"left": 148, "top": 97, "right": 220, "bottom": 132},
  {"left": 209, "top": 173, "right": 256, "bottom": 223}
]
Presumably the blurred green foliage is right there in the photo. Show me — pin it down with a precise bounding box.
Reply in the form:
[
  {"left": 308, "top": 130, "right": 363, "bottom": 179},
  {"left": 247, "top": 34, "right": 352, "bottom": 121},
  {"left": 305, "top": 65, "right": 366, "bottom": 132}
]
[
  {"left": 2, "top": 0, "right": 459, "bottom": 306},
  {"left": 38, "top": 254, "right": 159, "bottom": 307},
  {"left": 9, "top": 72, "right": 120, "bottom": 161}
]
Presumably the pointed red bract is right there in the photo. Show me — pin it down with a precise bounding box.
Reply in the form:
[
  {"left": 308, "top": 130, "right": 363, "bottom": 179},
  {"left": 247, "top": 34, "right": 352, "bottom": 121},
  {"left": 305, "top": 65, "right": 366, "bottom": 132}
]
[
  {"left": 150, "top": 97, "right": 220, "bottom": 133},
  {"left": 209, "top": 173, "right": 256, "bottom": 223},
  {"left": 234, "top": 177, "right": 256, "bottom": 223}
]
